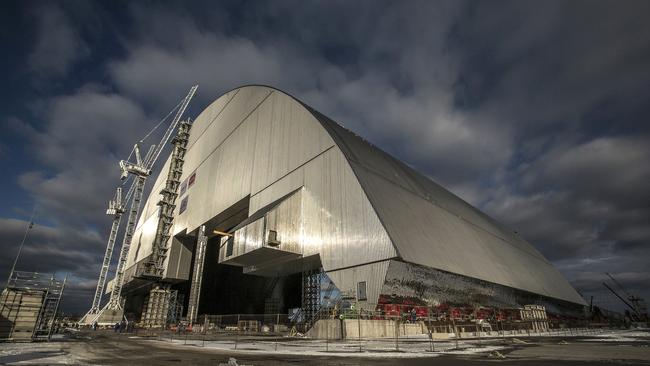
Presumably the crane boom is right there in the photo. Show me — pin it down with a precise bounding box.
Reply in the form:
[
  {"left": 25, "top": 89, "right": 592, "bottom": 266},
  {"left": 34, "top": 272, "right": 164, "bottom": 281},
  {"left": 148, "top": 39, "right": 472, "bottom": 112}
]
[
  {"left": 606, "top": 273, "right": 633, "bottom": 298},
  {"left": 603, "top": 282, "right": 641, "bottom": 320},
  {"left": 147, "top": 85, "right": 198, "bottom": 170}
]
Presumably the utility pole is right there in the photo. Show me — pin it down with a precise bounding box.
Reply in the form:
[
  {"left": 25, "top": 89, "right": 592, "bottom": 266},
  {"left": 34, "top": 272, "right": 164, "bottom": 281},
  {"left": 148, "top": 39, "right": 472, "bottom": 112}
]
[{"left": 6, "top": 207, "right": 36, "bottom": 287}]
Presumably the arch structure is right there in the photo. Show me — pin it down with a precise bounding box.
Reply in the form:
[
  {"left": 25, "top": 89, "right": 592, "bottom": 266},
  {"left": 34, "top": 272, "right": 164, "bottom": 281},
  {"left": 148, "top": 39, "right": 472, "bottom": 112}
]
[{"left": 116, "top": 85, "right": 586, "bottom": 324}]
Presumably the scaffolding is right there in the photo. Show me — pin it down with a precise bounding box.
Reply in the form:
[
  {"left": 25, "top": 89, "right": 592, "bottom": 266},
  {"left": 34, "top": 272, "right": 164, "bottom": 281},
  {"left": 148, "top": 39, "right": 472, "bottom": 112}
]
[
  {"left": 140, "top": 285, "right": 183, "bottom": 328},
  {"left": 141, "top": 119, "right": 192, "bottom": 278},
  {"left": 0, "top": 271, "right": 66, "bottom": 341},
  {"left": 301, "top": 268, "right": 322, "bottom": 329}
]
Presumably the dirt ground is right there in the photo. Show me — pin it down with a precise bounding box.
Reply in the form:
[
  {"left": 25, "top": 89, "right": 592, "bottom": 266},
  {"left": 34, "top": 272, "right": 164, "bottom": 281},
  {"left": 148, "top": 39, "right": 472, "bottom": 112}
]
[{"left": 1, "top": 329, "right": 649, "bottom": 365}]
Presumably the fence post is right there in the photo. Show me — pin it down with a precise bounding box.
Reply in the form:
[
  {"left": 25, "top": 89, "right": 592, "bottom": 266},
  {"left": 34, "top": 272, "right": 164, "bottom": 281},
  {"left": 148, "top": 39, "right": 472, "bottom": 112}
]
[
  {"left": 394, "top": 317, "right": 400, "bottom": 352},
  {"left": 202, "top": 316, "right": 207, "bottom": 347},
  {"left": 428, "top": 311, "right": 434, "bottom": 352},
  {"left": 235, "top": 317, "right": 239, "bottom": 350},
  {"left": 326, "top": 318, "right": 329, "bottom": 352},
  {"left": 452, "top": 318, "right": 459, "bottom": 349},
  {"left": 274, "top": 314, "right": 279, "bottom": 352},
  {"left": 358, "top": 307, "right": 362, "bottom": 353}
]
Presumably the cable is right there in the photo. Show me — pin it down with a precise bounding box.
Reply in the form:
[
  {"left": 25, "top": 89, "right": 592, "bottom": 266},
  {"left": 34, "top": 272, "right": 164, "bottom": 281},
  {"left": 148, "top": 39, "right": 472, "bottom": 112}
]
[{"left": 139, "top": 100, "right": 183, "bottom": 143}]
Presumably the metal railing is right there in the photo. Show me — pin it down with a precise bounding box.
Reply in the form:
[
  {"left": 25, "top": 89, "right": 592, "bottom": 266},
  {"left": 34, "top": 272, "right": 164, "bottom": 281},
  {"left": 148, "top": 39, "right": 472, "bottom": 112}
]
[{"left": 99, "top": 314, "right": 616, "bottom": 355}]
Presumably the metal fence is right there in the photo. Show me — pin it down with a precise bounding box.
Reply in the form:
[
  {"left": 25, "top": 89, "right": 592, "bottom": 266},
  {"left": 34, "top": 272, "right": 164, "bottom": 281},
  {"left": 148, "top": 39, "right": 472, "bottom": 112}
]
[{"left": 120, "top": 312, "right": 614, "bottom": 355}]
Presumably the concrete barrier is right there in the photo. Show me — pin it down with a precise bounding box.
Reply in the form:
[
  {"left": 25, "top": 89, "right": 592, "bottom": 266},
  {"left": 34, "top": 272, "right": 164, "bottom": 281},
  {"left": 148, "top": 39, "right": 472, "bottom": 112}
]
[
  {"left": 341, "top": 319, "right": 427, "bottom": 339},
  {"left": 307, "top": 319, "right": 342, "bottom": 339}
]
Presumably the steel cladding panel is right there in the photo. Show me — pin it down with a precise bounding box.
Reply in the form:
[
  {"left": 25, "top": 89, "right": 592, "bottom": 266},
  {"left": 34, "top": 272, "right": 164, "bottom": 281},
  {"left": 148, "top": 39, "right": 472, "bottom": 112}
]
[
  {"left": 301, "top": 148, "right": 397, "bottom": 270},
  {"left": 172, "top": 88, "right": 336, "bottom": 236},
  {"left": 245, "top": 141, "right": 398, "bottom": 273},
  {"left": 164, "top": 237, "right": 192, "bottom": 280},
  {"left": 250, "top": 92, "right": 335, "bottom": 195},
  {"left": 148, "top": 85, "right": 393, "bottom": 276},
  {"left": 123, "top": 85, "right": 582, "bottom": 307},
  {"left": 175, "top": 93, "right": 268, "bottom": 234},
  {"left": 184, "top": 87, "right": 272, "bottom": 177},
  {"left": 309, "top": 109, "right": 584, "bottom": 305},
  {"left": 131, "top": 156, "right": 172, "bottom": 239},
  {"left": 264, "top": 189, "right": 303, "bottom": 254},
  {"left": 313, "top": 111, "right": 548, "bottom": 262},
  {"left": 227, "top": 218, "right": 264, "bottom": 259},
  {"left": 185, "top": 90, "right": 238, "bottom": 150},
  {"left": 249, "top": 166, "right": 305, "bottom": 213},
  {"left": 127, "top": 207, "right": 159, "bottom": 265},
  {"left": 353, "top": 163, "right": 585, "bottom": 305},
  {"left": 326, "top": 260, "right": 391, "bottom": 310},
  {"left": 248, "top": 147, "right": 399, "bottom": 271}
]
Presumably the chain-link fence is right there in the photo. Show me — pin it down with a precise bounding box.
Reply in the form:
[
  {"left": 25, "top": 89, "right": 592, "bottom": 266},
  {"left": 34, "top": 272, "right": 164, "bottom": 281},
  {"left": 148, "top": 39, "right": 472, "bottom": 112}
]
[{"left": 122, "top": 310, "right": 614, "bottom": 355}]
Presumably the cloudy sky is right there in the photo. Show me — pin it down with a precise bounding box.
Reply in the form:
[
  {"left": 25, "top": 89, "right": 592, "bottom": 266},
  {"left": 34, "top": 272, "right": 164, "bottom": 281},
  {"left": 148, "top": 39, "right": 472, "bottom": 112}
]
[{"left": 1, "top": 0, "right": 648, "bottom": 315}]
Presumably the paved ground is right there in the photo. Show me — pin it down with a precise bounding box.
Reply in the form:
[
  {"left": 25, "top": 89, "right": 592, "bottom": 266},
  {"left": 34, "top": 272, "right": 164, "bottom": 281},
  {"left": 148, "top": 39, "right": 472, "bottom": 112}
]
[{"left": 1, "top": 329, "right": 649, "bottom": 365}]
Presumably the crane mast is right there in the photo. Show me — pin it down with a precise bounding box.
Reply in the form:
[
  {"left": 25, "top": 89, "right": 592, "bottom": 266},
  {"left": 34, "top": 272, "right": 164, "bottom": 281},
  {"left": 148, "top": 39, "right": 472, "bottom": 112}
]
[
  {"left": 104, "top": 145, "right": 154, "bottom": 315},
  {"left": 94, "top": 190, "right": 125, "bottom": 307}
]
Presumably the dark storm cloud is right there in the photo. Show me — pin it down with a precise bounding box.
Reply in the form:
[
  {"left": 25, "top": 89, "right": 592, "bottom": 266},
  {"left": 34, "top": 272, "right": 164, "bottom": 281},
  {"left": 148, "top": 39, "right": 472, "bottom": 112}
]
[
  {"left": 0, "top": 218, "right": 102, "bottom": 279},
  {"left": 1, "top": 0, "right": 649, "bottom": 313},
  {"left": 11, "top": 87, "right": 153, "bottom": 228},
  {"left": 27, "top": 2, "right": 89, "bottom": 78}
]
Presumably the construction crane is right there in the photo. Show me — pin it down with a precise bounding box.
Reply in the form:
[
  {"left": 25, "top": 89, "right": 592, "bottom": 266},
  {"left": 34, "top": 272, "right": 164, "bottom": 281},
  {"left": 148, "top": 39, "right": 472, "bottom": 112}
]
[
  {"left": 604, "top": 272, "right": 648, "bottom": 321},
  {"left": 79, "top": 172, "right": 148, "bottom": 324},
  {"left": 86, "top": 85, "right": 198, "bottom": 324},
  {"left": 79, "top": 187, "right": 125, "bottom": 324}
]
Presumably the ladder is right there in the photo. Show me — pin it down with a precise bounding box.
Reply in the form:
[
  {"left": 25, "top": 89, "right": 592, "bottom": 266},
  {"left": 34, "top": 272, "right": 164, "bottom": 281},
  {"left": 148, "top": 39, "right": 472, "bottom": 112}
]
[
  {"left": 32, "top": 275, "right": 66, "bottom": 340},
  {"left": 142, "top": 120, "right": 192, "bottom": 278},
  {"left": 187, "top": 225, "right": 207, "bottom": 324}
]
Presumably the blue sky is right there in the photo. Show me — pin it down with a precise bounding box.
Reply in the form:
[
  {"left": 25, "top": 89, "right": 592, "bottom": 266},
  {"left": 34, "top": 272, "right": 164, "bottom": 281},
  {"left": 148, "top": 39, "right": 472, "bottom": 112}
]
[{"left": 1, "top": 0, "right": 649, "bottom": 314}]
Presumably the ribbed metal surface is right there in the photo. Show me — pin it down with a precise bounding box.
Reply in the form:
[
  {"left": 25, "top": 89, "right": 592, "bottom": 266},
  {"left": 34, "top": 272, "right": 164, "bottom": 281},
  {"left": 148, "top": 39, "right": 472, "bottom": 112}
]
[
  {"left": 264, "top": 189, "right": 303, "bottom": 255},
  {"left": 243, "top": 147, "right": 399, "bottom": 272},
  {"left": 125, "top": 86, "right": 397, "bottom": 297},
  {"left": 326, "top": 260, "right": 391, "bottom": 311},
  {"left": 301, "top": 148, "right": 397, "bottom": 270},
  {"left": 310, "top": 109, "right": 585, "bottom": 306},
  {"left": 123, "top": 85, "right": 584, "bottom": 307},
  {"left": 381, "top": 260, "right": 584, "bottom": 316}
]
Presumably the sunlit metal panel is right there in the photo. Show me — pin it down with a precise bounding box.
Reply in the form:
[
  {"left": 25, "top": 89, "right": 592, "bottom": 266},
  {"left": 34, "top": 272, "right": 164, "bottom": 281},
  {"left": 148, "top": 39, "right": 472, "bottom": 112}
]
[{"left": 121, "top": 85, "right": 584, "bottom": 309}]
